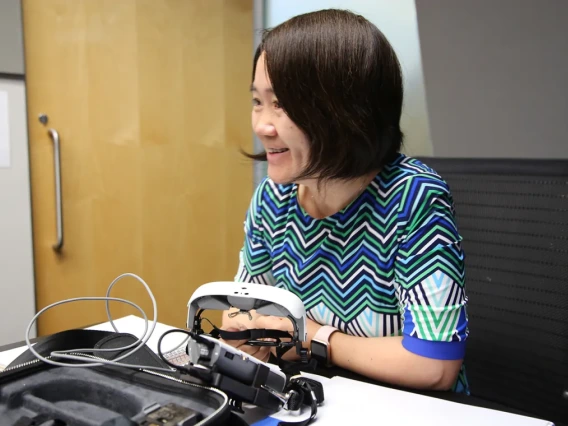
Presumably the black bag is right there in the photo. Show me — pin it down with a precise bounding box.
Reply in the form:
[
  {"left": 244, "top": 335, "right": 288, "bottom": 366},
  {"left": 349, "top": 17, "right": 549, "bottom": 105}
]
[{"left": 0, "top": 330, "right": 249, "bottom": 426}]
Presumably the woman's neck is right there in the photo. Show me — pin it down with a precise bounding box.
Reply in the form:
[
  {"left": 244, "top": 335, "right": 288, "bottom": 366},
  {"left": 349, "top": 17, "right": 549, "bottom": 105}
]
[{"left": 297, "top": 171, "right": 378, "bottom": 219}]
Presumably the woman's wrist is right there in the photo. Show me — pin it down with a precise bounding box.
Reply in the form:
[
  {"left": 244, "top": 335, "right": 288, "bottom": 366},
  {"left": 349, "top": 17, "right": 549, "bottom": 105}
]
[
  {"left": 272, "top": 318, "right": 323, "bottom": 361},
  {"left": 328, "top": 329, "right": 348, "bottom": 366},
  {"left": 305, "top": 318, "right": 323, "bottom": 350},
  {"left": 256, "top": 316, "right": 325, "bottom": 361}
]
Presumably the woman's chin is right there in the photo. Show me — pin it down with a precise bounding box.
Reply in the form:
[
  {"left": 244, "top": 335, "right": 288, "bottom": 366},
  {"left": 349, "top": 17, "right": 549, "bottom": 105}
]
[{"left": 267, "top": 168, "right": 294, "bottom": 185}]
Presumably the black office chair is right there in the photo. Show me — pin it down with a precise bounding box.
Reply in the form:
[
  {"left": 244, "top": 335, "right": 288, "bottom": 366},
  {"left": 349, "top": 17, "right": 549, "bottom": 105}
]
[{"left": 418, "top": 157, "right": 568, "bottom": 426}]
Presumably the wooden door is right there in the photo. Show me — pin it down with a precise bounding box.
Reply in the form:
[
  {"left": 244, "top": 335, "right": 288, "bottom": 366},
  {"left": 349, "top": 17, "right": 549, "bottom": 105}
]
[{"left": 22, "top": 0, "right": 253, "bottom": 336}]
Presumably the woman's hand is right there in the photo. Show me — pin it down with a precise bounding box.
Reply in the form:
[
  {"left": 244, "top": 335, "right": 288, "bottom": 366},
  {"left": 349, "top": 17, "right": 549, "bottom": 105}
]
[
  {"left": 221, "top": 307, "right": 263, "bottom": 331},
  {"left": 220, "top": 308, "right": 322, "bottom": 362},
  {"left": 220, "top": 328, "right": 272, "bottom": 362},
  {"left": 220, "top": 308, "right": 271, "bottom": 362},
  {"left": 220, "top": 308, "right": 325, "bottom": 363},
  {"left": 255, "top": 315, "right": 323, "bottom": 361}
]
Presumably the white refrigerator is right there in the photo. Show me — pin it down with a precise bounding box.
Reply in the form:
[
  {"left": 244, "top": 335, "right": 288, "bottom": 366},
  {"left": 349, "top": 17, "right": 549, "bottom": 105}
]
[{"left": 0, "top": 77, "right": 36, "bottom": 348}]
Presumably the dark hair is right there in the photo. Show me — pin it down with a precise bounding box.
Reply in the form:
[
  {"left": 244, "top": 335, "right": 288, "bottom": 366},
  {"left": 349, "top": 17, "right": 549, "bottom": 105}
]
[{"left": 247, "top": 9, "right": 404, "bottom": 182}]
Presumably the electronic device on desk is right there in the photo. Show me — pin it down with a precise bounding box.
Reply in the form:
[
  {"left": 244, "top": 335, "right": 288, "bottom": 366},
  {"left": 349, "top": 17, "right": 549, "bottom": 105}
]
[
  {"left": 162, "top": 282, "right": 324, "bottom": 424},
  {"left": 187, "top": 281, "right": 308, "bottom": 359}
]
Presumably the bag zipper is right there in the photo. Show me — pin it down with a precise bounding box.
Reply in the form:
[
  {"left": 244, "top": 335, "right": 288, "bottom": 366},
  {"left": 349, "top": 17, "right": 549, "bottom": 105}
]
[
  {"left": 1, "top": 356, "right": 47, "bottom": 372},
  {"left": 1, "top": 352, "right": 229, "bottom": 426}
]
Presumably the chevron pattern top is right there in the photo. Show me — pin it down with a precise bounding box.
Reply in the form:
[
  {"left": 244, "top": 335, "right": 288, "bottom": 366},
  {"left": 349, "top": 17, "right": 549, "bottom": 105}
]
[{"left": 236, "top": 154, "right": 469, "bottom": 393}]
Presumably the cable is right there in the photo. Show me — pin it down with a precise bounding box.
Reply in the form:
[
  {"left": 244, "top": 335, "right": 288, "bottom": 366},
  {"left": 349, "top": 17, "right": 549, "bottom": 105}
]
[
  {"left": 199, "top": 317, "right": 219, "bottom": 333},
  {"left": 25, "top": 273, "right": 173, "bottom": 372},
  {"left": 54, "top": 272, "right": 156, "bottom": 358}
]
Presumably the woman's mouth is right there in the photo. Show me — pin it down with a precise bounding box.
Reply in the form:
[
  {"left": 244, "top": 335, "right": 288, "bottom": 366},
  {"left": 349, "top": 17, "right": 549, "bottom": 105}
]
[
  {"left": 267, "top": 148, "right": 289, "bottom": 154},
  {"left": 266, "top": 148, "right": 290, "bottom": 164}
]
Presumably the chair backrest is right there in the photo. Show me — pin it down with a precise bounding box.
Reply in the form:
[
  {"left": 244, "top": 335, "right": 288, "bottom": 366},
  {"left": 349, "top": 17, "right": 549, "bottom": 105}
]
[{"left": 417, "top": 157, "right": 568, "bottom": 425}]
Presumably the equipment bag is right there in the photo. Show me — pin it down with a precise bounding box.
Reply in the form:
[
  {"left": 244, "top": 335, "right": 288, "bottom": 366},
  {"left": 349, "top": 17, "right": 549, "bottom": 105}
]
[{"left": 0, "top": 329, "right": 248, "bottom": 426}]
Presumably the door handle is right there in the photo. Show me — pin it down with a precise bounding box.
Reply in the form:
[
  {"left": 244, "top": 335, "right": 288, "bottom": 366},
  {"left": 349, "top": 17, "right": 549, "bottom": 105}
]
[{"left": 47, "top": 128, "right": 63, "bottom": 252}]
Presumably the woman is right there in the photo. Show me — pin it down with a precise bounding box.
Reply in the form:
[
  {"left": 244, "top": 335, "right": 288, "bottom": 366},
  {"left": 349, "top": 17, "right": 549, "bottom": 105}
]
[{"left": 222, "top": 9, "right": 469, "bottom": 394}]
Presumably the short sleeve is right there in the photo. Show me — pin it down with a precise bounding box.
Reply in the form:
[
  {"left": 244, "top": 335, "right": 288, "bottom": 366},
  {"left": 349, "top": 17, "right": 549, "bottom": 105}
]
[
  {"left": 235, "top": 178, "right": 275, "bottom": 285},
  {"left": 395, "top": 174, "right": 468, "bottom": 360}
]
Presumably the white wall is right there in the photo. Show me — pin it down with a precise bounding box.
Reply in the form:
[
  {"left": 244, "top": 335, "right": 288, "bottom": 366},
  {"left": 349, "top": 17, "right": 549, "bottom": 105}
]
[
  {"left": 416, "top": 0, "right": 568, "bottom": 158},
  {"left": 0, "top": 78, "right": 36, "bottom": 346},
  {"left": 265, "top": 0, "right": 433, "bottom": 157}
]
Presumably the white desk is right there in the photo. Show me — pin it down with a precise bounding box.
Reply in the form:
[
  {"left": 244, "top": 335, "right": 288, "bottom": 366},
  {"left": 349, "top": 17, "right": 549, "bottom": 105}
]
[{"left": 0, "top": 315, "right": 555, "bottom": 426}]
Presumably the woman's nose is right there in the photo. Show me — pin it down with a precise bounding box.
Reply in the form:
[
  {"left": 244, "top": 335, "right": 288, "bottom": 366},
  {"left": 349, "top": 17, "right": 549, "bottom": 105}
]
[{"left": 254, "top": 118, "right": 277, "bottom": 138}]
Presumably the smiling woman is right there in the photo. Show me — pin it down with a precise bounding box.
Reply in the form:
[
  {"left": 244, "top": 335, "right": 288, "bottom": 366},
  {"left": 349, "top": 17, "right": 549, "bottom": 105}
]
[{"left": 225, "top": 8, "right": 470, "bottom": 395}]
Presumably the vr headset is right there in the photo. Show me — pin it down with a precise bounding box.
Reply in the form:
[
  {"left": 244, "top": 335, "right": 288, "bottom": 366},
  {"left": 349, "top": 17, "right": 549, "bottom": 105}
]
[{"left": 177, "top": 282, "right": 323, "bottom": 419}]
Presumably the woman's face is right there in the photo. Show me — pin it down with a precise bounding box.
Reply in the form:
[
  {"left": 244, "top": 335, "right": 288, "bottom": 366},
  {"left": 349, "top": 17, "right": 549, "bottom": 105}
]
[{"left": 251, "top": 53, "right": 310, "bottom": 185}]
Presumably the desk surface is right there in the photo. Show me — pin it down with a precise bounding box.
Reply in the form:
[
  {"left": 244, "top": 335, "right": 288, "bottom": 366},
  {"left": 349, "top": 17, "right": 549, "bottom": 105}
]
[{"left": 0, "top": 315, "right": 555, "bottom": 426}]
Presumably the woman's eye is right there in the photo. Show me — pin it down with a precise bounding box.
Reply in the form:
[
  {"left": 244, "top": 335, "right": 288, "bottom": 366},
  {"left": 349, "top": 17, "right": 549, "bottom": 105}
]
[
  {"left": 273, "top": 100, "right": 282, "bottom": 109},
  {"left": 252, "top": 98, "right": 261, "bottom": 107}
]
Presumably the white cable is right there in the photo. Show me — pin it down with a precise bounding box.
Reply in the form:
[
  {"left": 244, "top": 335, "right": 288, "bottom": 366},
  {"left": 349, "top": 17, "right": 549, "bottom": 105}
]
[
  {"left": 55, "top": 272, "right": 154, "bottom": 356},
  {"left": 25, "top": 273, "right": 174, "bottom": 373}
]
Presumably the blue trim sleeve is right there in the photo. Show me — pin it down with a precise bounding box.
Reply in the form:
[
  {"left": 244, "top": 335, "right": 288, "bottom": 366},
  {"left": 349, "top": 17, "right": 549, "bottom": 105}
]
[
  {"left": 252, "top": 417, "right": 281, "bottom": 426},
  {"left": 402, "top": 335, "right": 466, "bottom": 360}
]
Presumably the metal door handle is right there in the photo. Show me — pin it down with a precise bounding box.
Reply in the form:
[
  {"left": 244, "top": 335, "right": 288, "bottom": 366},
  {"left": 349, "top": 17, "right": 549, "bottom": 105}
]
[{"left": 48, "top": 128, "right": 63, "bottom": 252}]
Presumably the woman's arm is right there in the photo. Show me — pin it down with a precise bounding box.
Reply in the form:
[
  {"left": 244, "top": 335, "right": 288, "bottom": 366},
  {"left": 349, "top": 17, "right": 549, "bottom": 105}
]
[
  {"left": 256, "top": 315, "right": 462, "bottom": 391},
  {"left": 329, "top": 333, "right": 462, "bottom": 390}
]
